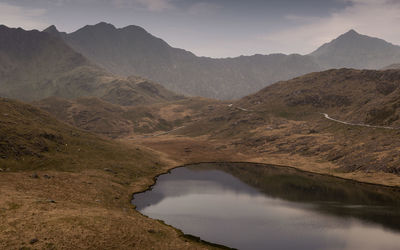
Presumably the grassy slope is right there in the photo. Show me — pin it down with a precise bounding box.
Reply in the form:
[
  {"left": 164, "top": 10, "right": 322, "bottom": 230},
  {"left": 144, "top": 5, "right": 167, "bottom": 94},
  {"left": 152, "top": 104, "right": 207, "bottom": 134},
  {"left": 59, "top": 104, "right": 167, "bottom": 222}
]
[
  {"left": 35, "top": 96, "right": 220, "bottom": 138},
  {"left": 239, "top": 68, "right": 400, "bottom": 126},
  {"left": 0, "top": 98, "right": 153, "bottom": 172},
  {"left": 0, "top": 98, "right": 217, "bottom": 249},
  {"left": 175, "top": 69, "right": 400, "bottom": 176}
]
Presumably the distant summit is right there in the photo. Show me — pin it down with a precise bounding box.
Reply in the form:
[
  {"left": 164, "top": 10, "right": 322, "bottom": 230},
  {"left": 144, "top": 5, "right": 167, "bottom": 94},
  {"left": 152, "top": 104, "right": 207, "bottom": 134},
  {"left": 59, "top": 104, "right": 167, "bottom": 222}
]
[
  {"left": 310, "top": 29, "right": 400, "bottom": 69},
  {"left": 342, "top": 29, "right": 359, "bottom": 36},
  {"left": 78, "top": 22, "right": 117, "bottom": 32},
  {"left": 43, "top": 25, "right": 66, "bottom": 38},
  {"left": 43, "top": 25, "right": 59, "bottom": 33}
]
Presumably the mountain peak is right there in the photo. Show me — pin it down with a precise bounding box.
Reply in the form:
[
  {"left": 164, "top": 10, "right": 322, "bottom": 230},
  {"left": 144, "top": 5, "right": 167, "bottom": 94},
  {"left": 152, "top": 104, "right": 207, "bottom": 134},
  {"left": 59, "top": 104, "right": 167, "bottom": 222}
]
[
  {"left": 344, "top": 29, "right": 359, "bottom": 35},
  {"left": 336, "top": 29, "right": 363, "bottom": 40},
  {"left": 43, "top": 25, "right": 59, "bottom": 34},
  {"left": 122, "top": 24, "right": 147, "bottom": 33},
  {"left": 310, "top": 29, "right": 400, "bottom": 69},
  {"left": 42, "top": 25, "right": 68, "bottom": 38},
  {"left": 93, "top": 22, "right": 116, "bottom": 29},
  {"left": 70, "top": 22, "right": 117, "bottom": 36}
]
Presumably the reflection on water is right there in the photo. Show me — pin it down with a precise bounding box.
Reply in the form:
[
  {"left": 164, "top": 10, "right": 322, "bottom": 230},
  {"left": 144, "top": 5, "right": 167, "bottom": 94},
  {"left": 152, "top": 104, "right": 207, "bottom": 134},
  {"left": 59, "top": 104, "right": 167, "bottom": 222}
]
[{"left": 132, "top": 163, "right": 400, "bottom": 250}]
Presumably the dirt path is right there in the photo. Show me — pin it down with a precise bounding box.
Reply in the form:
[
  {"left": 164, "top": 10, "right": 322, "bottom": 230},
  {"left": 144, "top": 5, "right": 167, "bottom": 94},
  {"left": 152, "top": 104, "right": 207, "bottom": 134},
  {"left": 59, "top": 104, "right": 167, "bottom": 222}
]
[
  {"left": 322, "top": 113, "right": 399, "bottom": 130},
  {"left": 129, "top": 126, "right": 186, "bottom": 140}
]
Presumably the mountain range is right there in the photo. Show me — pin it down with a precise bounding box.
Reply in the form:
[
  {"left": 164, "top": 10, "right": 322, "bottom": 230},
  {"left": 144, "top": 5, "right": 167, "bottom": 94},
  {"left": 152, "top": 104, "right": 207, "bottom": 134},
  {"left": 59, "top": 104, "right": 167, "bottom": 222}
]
[
  {"left": 2, "top": 23, "right": 400, "bottom": 102},
  {"left": 45, "top": 23, "right": 400, "bottom": 99}
]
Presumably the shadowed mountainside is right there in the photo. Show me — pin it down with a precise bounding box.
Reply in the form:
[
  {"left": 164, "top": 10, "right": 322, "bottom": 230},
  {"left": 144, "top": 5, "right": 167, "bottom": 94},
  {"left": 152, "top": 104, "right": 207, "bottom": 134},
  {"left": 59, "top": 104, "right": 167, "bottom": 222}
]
[
  {"left": 45, "top": 22, "right": 321, "bottom": 100},
  {"left": 0, "top": 25, "right": 182, "bottom": 106},
  {"left": 45, "top": 23, "right": 400, "bottom": 100}
]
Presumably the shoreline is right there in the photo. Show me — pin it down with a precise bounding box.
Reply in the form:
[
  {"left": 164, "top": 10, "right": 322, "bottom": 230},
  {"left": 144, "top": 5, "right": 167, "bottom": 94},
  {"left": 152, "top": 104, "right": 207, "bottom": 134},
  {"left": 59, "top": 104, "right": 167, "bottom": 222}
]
[
  {"left": 131, "top": 161, "right": 400, "bottom": 201},
  {"left": 130, "top": 160, "right": 400, "bottom": 249}
]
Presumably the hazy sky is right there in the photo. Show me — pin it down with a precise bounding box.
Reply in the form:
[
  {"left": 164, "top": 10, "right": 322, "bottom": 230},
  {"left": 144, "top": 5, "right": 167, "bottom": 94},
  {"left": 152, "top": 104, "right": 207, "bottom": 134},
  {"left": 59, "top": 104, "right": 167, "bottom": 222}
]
[{"left": 1, "top": 0, "right": 400, "bottom": 57}]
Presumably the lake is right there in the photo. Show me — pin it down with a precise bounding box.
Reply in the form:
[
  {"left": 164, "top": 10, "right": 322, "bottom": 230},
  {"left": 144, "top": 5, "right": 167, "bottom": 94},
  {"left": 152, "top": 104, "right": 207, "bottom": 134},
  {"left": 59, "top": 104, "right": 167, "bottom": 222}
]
[{"left": 132, "top": 162, "right": 400, "bottom": 250}]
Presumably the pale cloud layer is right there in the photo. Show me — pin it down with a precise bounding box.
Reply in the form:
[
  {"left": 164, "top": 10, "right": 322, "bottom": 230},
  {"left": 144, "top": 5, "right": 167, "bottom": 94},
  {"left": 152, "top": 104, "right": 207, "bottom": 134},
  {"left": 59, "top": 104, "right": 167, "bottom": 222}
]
[
  {"left": 187, "top": 2, "right": 221, "bottom": 16},
  {"left": 119, "top": 0, "right": 176, "bottom": 12},
  {"left": 0, "top": 2, "right": 48, "bottom": 30}
]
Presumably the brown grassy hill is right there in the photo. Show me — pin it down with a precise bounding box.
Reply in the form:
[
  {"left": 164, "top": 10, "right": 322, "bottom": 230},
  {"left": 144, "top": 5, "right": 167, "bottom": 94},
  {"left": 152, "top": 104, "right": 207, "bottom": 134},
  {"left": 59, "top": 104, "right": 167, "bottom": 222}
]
[
  {"left": 0, "top": 97, "right": 156, "bottom": 171},
  {"left": 239, "top": 68, "right": 400, "bottom": 126},
  {"left": 178, "top": 69, "right": 400, "bottom": 175},
  {"left": 0, "top": 25, "right": 182, "bottom": 106},
  {"left": 0, "top": 98, "right": 217, "bottom": 249},
  {"left": 99, "top": 76, "right": 184, "bottom": 106},
  {"left": 35, "top": 96, "right": 219, "bottom": 138}
]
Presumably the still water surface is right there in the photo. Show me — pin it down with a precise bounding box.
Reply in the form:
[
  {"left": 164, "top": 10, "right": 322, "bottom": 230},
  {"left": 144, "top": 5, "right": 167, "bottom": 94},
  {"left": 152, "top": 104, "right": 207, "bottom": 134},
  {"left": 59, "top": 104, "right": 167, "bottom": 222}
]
[{"left": 132, "top": 163, "right": 400, "bottom": 250}]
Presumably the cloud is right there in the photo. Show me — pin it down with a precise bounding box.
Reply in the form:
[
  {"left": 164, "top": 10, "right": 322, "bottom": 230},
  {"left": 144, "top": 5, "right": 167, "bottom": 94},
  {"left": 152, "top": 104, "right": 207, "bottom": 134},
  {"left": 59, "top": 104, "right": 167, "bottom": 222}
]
[
  {"left": 114, "top": 0, "right": 175, "bottom": 12},
  {"left": 187, "top": 2, "right": 221, "bottom": 16},
  {"left": 112, "top": 0, "right": 221, "bottom": 14},
  {"left": 0, "top": 2, "right": 48, "bottom": 30},
  {"left": 262, "top": 0, "right": 400, "bottom": 54}
]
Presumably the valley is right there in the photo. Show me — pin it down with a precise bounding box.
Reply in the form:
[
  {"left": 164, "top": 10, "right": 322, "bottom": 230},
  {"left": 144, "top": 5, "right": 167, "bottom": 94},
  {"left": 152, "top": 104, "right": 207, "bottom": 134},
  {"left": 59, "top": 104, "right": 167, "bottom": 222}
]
[{"left": 1, "top": 18, "right": 400, "bottom": 249}]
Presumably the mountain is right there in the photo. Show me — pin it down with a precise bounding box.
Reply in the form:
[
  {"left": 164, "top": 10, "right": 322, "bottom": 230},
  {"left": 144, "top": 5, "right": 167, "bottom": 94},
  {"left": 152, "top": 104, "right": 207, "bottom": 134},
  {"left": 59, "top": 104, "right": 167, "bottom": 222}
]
[
  {"left": 45, "top": 22, "right": 321, "bottom": 100},
  {"left": 310, "top": 30, "right": 400, "bottom": 69},
  {"left": 0, "top": 25, "right": 182, "bottom": 105}
]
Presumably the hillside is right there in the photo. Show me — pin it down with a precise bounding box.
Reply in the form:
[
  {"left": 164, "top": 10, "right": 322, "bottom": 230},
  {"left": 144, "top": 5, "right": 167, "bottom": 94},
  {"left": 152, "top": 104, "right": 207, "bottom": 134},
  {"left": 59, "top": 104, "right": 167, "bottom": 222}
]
[
  {"left": 0, "top": 25, "right": 182, "bottom": 105},
  {"left": 35, "top": 96, "right": 217, "bottom": 138},
  {"left": 311, "top": 30, "right": 400, "bottom": 70},
  {"left": 0, "top": 98, "right": 157, "bottom": 171},
  {"left": 240, "top": 68, "right": 400, "bottom": 126},
  {"left": 177, "top": 68, "right": 400, "bottom": 175},
  {"left": 45, "top": 22, "right": 321, "bottom": 100},
  {"left": 0, "top": 98, "right": 217, "bottom": 249}
]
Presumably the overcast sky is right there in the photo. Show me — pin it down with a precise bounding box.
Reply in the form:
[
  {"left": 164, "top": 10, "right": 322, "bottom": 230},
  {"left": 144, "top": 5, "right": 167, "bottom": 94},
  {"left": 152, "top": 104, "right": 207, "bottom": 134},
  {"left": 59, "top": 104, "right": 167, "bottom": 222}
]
[{"left": 1, "top": 0, "right": 400, "bottom": 57}]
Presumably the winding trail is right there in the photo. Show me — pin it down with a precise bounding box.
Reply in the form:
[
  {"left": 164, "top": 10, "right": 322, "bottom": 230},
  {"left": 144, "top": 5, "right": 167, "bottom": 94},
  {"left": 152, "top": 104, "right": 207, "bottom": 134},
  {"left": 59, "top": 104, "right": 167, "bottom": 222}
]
[
  {"left": 321, "top": 113, "right": 399, "bottom": 130},
  {"left": 129, "top": 126, "right": 186, "bottom": 140},
  {"left": 232, "top": 104, "right": 399, "bottom": 130}
]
